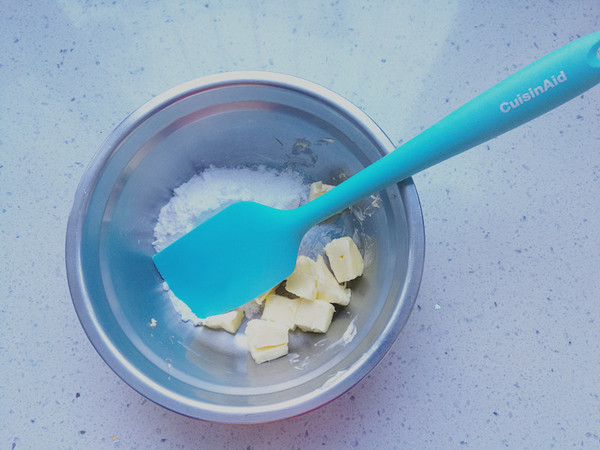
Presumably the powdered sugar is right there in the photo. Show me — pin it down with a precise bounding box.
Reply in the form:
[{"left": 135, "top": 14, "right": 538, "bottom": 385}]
[{"left": 153, "top": 165, "right": 310, "bottom": 323}]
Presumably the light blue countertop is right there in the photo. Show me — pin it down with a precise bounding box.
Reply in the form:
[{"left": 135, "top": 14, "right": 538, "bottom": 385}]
[{"left": 2, "top": 1, "right": 599, "bottom": 448}]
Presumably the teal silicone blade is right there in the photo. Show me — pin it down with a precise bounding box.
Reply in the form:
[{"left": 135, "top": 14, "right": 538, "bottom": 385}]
[
  {"left": 154, "top": 31, "right": 600, "bottom": 318},
  {"left": 152, "top": 202, "right": 310, "bottom": 317}
]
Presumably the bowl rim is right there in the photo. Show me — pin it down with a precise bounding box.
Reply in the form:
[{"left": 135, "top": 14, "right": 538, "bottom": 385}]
[{"left": 65, "top": 71, "right": 425, "bottom": 423}]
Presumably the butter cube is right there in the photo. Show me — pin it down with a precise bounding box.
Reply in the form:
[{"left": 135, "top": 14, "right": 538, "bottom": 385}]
[
  {"left": 246, "top": 319, "right": 288, "bottom": 348},
  {"left": 284, "top": 255, "right": 318, "bottom": 299},
  {"left": 285, "top": 255, "right": 350, "bottom": 306},
  {"left": 245, "top": 319, "right": 289, "bottom": 364},
  {"left": 324, "top": 237, "right": 364, "bottom": 283},
  {"left": 309, "top": 181, "right": 335, "bottom": 201},
  {"left": 261, "top": 293, "right": 300, "bottom": 330},
  {"left": 203, "top": 309, "right": 244, "bottom": 334},
  {"left": 249, "top": 343, "right": 289, "bottom": 364},
  {"left": 315, "top": 255, "right": 351, "bottom": 306},
  {"left": 294, "top": 298, "right": 335, "bottom": 333}
]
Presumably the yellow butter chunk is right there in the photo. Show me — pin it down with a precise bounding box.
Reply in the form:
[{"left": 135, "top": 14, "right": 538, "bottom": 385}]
[
  {"left": 245, "top": 319, "right": 289, "bottom": 364},
  {"left": 284, "top": 255, "right": 318, "bottom": 299},
  {"left": 246, "top": 319, "right": 288, "bottom": 347},
  {"left": 314, "top": 255, "right": 351, "bottom": 306},
  {"left": 249, "top": 343, "right": 289, "bottom": 364},
  {"left": 252, "top": 285, "right": 277, "bottom": 305},
  {"left": 308, "top": 181, "right": 335, "bottom": 201},
  {"left": 285, "top": 255, "right": 350, "bottom": 306},
  {"left": 324, "top": 236, "right": 364, "bottom": 283},
  {"left": 203, "top": 309, "right": 244, "bottom": 334},
  {"left": 261, "top": 293, "right": 300, "bottom": 330},
  {"left": 294, "top": 298, "right": 335, "bottom": 333}
]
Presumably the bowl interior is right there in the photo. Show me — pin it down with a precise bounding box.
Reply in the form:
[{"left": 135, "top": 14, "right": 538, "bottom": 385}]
[{"left": 70, "top": 74, "right": 423, "bottom": 423}]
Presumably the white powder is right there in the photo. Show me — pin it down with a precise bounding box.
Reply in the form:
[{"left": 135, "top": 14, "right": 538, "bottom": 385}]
[{"left": 153, "top": 165, "right": 310, "bottom": 324}]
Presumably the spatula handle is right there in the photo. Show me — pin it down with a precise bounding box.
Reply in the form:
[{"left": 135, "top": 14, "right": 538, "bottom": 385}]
[{"left": 296, "top": 31, "right": 600, "bottom": 227}]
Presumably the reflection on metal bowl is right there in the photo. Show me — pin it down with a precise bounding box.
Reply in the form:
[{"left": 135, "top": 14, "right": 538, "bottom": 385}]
[{"left": 66, "top": 72, "right": 425, "bottom": 423}]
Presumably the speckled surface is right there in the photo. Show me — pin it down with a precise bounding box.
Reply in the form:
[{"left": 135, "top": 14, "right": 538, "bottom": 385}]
[{"left": 2, "top": 1, "right": 600, "bottom": 448}]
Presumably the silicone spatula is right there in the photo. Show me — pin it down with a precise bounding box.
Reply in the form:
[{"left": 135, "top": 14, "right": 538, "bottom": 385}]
[{"left": 153, "top": 31, "right": 600, "bottom": 318}]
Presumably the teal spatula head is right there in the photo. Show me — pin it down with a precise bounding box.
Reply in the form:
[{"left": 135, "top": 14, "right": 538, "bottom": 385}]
[
  {"left": 152, "top": 201, "right": 306, "bottom": 317},
  {"left": 154, "top": 31, "right": 600, "bottom": 318}
]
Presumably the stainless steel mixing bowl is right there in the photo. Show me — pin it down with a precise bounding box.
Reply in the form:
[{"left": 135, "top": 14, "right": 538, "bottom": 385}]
[{"left": 65, "top": 72, "right": 425, "bottom": 423}]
